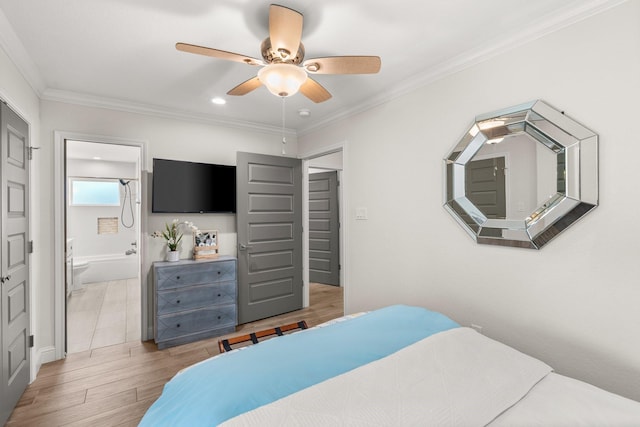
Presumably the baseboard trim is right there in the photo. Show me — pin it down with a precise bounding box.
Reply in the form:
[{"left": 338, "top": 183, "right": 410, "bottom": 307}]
[
  {"left": 31, "top": 345, "right": 56, "bottom": 383},
  {"left": 38, "top": 345, "right": 57, "bottom": 364}
]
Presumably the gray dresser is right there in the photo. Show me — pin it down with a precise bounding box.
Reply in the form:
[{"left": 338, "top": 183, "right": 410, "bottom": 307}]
[{"left": 153, "top": 256, "right": 237, "bottom": 349}]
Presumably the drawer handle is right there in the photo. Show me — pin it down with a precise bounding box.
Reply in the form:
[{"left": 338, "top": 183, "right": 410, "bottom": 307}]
[
  {"left": 217, "top": 271, "right": 221, "bottom": 275},
  {"left": 217, "top": 294, "right": 221, "bottom": 297},
  {"left": 176, "top": 323, "right": 181, "bottom": 328},
  {"left": 217, "top": 316, "right": 221, "bottom": 320},
  {"left": 176, "top": 276, "right": 181, "bottom": 280},
  {"left": 176, "top": 300, "right": 181, "bottom": 304}
]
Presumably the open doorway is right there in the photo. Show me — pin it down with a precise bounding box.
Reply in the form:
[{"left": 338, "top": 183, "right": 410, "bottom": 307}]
[
  {"left": 64, "top": 140, "right": 142, "bottom": 354},
  {"left": 309, "top": 170, "right": 340, "bottom": 286},
  {"left": 304, "top": 150, "right": 344, "bottom": 307}
]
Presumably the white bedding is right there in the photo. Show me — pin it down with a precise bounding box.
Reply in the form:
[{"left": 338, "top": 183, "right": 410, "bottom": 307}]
[
  {"left": 489, "top": 373, "right": 640, "bottom": 427},
  {"left": 222, "top": 328, "right": 640, "bottom": 426}
]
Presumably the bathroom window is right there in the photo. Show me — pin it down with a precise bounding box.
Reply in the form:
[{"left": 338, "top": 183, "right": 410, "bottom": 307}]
[{"left": 70, "top": 179, "right": 120, "bottom": 206}]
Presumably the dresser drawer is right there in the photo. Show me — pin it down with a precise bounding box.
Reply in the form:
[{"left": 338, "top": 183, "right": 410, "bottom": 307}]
[
  {"left": 155, "top": 260, "right": 236, "bottom": 290},
  {"left": 156, "top": 281, "right": 236, "bottom": 315},
  {"left": 156, "top": 304, "right": 236, "bottom": 342}
]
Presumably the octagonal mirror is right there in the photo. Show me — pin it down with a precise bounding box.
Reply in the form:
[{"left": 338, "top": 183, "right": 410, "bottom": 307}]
[{"left": 444, "top": 100, "right": 598, "bottom": 249}]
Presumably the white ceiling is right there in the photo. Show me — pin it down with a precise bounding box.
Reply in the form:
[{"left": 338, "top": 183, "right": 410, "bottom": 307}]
[{"left": 0, "top": 0, "right": 622, "bottom": 134}]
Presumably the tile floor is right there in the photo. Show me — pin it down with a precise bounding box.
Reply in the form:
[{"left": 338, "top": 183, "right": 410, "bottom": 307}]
[{"left": 66, "top": 277, "right": 141, "bottom": 354}]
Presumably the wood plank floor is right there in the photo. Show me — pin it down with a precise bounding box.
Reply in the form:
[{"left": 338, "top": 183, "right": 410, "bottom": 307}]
[{"left": 7, "top": 283, "right": 343, "bottom": 426}]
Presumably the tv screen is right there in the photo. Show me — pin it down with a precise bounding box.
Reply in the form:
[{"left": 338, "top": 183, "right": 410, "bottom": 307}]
[{"left": 152, "top": 158, "right": 236, "bottom": 213}]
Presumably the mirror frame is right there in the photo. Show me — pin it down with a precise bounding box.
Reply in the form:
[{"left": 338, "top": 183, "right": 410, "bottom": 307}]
[{"left": 443, "top": 100, "right": 598, "bottom": 249}]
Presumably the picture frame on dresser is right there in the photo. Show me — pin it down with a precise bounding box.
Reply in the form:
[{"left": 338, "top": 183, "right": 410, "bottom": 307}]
[{"left": 194, "top": 229, "right": 218, "bottom": 260}]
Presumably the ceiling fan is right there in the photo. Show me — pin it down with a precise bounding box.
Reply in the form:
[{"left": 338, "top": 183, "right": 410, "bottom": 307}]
[{"left": 176, "top": 4, "right": 381, "bottom": 103}]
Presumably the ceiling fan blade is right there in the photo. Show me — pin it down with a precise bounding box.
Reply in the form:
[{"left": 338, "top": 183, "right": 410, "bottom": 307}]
[
  {"left": 176, "top": 42, "right": 264, "bottom": 66},
  {"left": 303, "top": 56, "right": 381, "bottom": 74},
  {"left": 300, "top": 77, "right": 332, "bottom": 103},
  {"left": 269, "top": 4, "right": 303, "bottom": 61},
  {"left": 227, "top": 76, "right": 263, "bottom": 96}
]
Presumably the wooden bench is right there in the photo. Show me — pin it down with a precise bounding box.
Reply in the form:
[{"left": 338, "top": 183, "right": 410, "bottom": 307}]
[{"left": 218, "top": 320, "right": 308, "bottom": 353}]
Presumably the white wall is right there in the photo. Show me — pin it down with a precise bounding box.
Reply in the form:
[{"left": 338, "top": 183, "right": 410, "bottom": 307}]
[
  {"left": 67, "top": 159, "right": 136, "bottom": 181},
  {"left": 299, "top": 1, "right": 640, "bottom": 401},
  {"left": 308, "top": 151, "right": 343, "bottom": 170}
]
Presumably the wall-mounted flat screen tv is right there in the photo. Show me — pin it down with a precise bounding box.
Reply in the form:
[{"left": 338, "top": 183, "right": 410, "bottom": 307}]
[{"left": 152, "top": 158, "right": 236, "bottom": 213}]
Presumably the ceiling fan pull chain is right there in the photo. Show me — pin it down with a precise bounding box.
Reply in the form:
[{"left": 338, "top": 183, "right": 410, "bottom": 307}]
[{"left": 281, "top": 96, "right": 287, "bottom": 155}]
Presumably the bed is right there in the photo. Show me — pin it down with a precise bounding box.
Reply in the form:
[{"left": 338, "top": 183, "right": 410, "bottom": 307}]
[{"left": 139, "top": 305, "right": 640, "bottom": 426}]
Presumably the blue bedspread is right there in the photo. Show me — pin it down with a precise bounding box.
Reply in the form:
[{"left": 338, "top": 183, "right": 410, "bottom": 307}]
[{"left": 139, "top": 305, "right": 459, "bottom": 426}]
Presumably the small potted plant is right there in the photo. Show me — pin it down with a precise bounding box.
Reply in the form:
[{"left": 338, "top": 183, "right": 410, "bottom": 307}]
[{"left": 152, "top": 219, "right": 199, "bottom": 262}]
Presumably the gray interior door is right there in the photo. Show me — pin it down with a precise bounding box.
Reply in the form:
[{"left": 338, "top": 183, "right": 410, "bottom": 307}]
[
  {"left": 236, "top": 152, "right": 302, "bottom": 324},
  {"left": 309, "top": 171, "right": 340, "bottom": 286},
  {"left": 466, "top": 157, "right": 506, "bottom": 219},
  {"left": 465, "top": 157, "right": 506, "bottom": 237},
  {"left": 0, "top": 102, "right": 30, "bottom": 425}
]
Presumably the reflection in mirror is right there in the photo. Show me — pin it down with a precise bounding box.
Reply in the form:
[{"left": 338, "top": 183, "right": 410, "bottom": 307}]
[{"left": 443, "top": 100, "right": 598, "bottom": 249}]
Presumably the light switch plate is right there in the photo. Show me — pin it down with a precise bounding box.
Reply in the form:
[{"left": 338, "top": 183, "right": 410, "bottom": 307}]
[{"left": 355, "top": 207, "right": 368, "bottom": 220}]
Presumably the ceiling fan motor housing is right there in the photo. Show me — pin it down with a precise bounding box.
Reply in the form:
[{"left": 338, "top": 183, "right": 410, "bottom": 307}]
[{"left": 261, "top": 37, "right": 305, "bottom": 64}]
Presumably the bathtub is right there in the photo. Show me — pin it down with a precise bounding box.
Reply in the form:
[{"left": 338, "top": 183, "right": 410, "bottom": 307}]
[{"left": 75, "top": 253, "right": 139, "bottom": 283}]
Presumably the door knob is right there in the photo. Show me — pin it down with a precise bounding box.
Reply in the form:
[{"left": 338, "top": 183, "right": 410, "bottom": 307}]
[
  {"left": 239, "top": 244, "right": 253, "bottom": 251},
  {"left": 0, "top": 275, "right": 11, "bottom": 283}
]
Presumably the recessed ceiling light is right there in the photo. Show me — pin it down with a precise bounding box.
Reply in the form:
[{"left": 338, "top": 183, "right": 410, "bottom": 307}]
[
  {"left": 92, "top": 156, "right": 101, "bottom": 160},
  {"left": 211, "top": 97, "right": 226, "bottom": 105},
  {"left": 298, "top": 108, "right": 311, "bottom": 118}
]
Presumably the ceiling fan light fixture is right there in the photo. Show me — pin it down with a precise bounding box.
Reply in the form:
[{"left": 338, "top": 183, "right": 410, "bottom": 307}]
[{"left": 258, "top": 63, "right": 307, "bottom": 97}]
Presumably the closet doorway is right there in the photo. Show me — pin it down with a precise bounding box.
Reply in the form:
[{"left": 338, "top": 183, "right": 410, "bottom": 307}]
[
  {"left": 308, "top": 170, "right": 340, "bottom": 286},
  {"left": 64, "top": 140, "right": 143, "bottom": 354},
  {"left": 305, "top": 149, "right": 344, "bottom": 303}
]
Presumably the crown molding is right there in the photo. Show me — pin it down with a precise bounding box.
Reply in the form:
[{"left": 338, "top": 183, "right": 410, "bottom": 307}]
[
  {"left": 297, "top": 0, "right": 627, "bottom": 136},
  {"left": 41, "top": 88, "right": 296, "bottom": 136}
]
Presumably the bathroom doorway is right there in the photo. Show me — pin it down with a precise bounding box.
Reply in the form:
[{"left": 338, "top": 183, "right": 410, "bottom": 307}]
[{"left": 64, "top": 140, "right": 142, "bottom": 354}]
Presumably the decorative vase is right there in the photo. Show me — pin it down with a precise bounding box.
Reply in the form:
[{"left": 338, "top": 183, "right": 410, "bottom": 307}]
[{"left": 166, "top": 250, "right": 179, "bottom": 262}]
